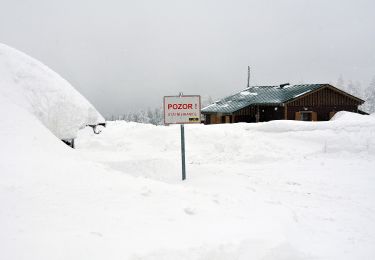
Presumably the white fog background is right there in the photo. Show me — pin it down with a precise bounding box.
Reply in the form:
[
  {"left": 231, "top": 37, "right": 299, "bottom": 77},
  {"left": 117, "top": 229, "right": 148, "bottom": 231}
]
[{"left": 1, "top": 0, "right": 374, "bottom": 118}]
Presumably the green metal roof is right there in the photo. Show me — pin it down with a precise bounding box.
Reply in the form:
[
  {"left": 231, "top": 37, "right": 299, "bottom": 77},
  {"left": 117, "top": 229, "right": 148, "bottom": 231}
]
[{"left": 201, "top": 84, "right": 327, "bottom": 114}]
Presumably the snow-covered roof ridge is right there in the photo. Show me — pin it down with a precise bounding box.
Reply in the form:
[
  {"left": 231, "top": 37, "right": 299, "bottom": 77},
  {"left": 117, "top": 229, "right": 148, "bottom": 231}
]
[{"left": 0, "top": 42, "right": 105, "bottom": 139}]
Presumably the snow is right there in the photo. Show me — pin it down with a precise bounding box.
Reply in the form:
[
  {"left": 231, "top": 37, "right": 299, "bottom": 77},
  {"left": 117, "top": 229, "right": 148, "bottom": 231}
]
[
  {"left": 0, "top": 43, "right": 104, "bottom": 139},
  {"left": 293, "top": 90, "right": 311, "bottom": 98},
  {"left": 76, "top": 117, "right": 375, "bottom": 259},
  {"left": 0, "top": 103, "right": 288, "bottom": 259},
  {"left": 0, "top": 47, "right": 374, "bottom": 259},
  {"left": 330, "top": 110, "right": 372, "bottom": 122},
  {"left": 2, "top": 103, "right": 375, "bottom": 259},
  {"left": 240, "top": 91, "right": 258, "bottom": 96}
]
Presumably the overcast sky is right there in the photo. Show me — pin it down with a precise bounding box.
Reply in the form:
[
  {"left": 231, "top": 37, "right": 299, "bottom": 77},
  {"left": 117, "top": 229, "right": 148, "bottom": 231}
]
[{"left": 1, "top": 0, "right": 374, "bottom": 116}]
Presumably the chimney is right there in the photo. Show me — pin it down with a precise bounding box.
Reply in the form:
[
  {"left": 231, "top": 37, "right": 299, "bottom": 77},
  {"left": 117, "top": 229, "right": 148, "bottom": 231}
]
[{"left": 280, "top": 83, "right": 290, "bottom": 89}]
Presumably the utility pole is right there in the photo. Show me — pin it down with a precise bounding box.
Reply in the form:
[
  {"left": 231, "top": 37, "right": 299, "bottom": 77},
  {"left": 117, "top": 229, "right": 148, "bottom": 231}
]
[{"left": 247, "top": 66, "right": 250, "bottom": 88}]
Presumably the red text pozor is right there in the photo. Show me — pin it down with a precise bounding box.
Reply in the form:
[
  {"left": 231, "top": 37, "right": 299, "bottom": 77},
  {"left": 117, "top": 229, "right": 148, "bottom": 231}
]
[{"left": 168, "top": 104, "right": 193, "bottom": 110}]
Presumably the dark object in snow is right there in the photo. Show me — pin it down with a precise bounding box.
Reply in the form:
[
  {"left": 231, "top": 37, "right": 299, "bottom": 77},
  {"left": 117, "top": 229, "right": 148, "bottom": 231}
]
[
  {"left": 88, "top": 122, "right": 107, "bottom": 134},
  {"left": 62, "top": 139, "right": 75, "bottom": 148},
  {"left": 358, "top": 110, "right": 370, "bottom": 115},
  {"left": 202, "top": 84, "right": 365, "bottom": 124},
  {"left": 61, "top": 122, "right": 106, "bottom": 148}
]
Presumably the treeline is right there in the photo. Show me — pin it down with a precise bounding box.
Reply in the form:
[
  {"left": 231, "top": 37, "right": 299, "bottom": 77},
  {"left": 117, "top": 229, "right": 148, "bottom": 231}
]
[
  {"left": 336, "top": 76, "right": 375, "bottom": 114},
  {"left": 106, "top": 107, "right": 164, "bottom": 125},
  {"left": 105, "top": 96, "right": 215, "bottom": 125}
]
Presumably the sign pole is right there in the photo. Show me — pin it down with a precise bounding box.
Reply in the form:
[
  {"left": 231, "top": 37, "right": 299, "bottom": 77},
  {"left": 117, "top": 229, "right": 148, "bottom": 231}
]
[
  {"left": 180, "top": 124, "right": 186, "bottom": 180},
  {"left": 163, "top": 93, "right": 200, "bottom": 181}
]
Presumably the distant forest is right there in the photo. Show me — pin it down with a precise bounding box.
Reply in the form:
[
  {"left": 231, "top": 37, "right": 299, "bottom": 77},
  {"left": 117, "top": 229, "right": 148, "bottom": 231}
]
[{"left": 106, "top": 76, "right": 375, "bottom": 125}]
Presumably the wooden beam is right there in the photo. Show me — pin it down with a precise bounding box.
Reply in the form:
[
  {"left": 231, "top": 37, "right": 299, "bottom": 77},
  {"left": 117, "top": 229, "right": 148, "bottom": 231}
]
[{"left": 284, "top": 104, "right": 288, "bottom": 120}]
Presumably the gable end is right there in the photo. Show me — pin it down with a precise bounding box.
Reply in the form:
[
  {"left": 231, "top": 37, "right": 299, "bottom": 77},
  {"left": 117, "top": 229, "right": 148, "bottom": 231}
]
[{"left": 286, "top": 85, "right": 364, "bottom": 106}]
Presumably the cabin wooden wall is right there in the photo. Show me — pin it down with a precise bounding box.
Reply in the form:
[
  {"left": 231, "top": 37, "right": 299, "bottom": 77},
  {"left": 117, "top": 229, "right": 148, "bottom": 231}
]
[
  {"left": 204, "top": 114, "right": 232, "bottom": 124},
  {"left": 233, "top": 105, "right": 284, "bottom": 122},
  {"left": 259, "top": 106, "right": 285, "bottom": 122},
  {"left": 286, "top": 87, "right": 361, "bottom": 121},
  {"left": 232, "top": 106, "right": 256, "bottom": 122},
  {"left": 287, "top": 87, "right": 360, "bottom": 107},
  {"left": 287, "top": 105, "right": 358, "bottom": 120},
  {"left": 205, "top": 114, "right": 220, "bottom": 124}
]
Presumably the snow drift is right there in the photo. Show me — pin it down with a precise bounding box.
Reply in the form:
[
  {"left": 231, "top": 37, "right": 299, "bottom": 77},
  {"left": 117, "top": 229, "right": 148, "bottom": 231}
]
[
  {"left": 1, "top": 105, "right": 375, "bottom": 259},
  {"left": 0, "top": 43, "right": 104, "bottom": 139},
  {"left": 76, "top": 113, "right": 375, "bottom": 259},
  {"left": 0, "top": 42, "right": 374, "bottom": 259}
]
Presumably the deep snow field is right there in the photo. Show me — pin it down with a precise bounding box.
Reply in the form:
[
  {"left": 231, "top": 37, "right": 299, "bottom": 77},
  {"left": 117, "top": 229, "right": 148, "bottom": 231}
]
[
  {"left": 1, "top": 42, "right": 375, "bottom": 260},
  {"left": 2, "top": 109, "right": 375, "bottom": 259},
  {"left": 75, "top": 114, "right": 375, "bottom": 260}
]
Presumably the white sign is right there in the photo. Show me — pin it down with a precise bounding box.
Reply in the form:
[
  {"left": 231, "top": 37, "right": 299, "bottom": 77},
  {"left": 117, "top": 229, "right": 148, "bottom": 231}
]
[{"left": 164, "top": 95, "right": 201, "bottom": 124}]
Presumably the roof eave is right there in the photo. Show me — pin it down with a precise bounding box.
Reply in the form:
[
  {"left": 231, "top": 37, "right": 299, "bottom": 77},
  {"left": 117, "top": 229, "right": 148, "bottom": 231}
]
[{"left": 201, "top": 111, "right": 233, "bottom": 115}]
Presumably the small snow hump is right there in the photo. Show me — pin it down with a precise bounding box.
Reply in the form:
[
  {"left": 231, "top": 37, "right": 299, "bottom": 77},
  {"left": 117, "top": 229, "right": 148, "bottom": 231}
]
[{"left": 184, "top": 207, "right": 196, "bottom": 215}]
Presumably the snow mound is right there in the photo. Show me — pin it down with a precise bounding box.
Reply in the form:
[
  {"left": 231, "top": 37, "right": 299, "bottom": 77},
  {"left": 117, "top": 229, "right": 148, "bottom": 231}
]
[
  {"left": 330, "top": 111, "right": 368, "bottom": 122},
  {"left": 0, "top": 94, "right": 292, "bottom": 260},
  {"left": 0, "top": 43, "right": 104, "bottom": 139},
  {"left": 250, "top": 112, "right": 375, "bottom": 134},
  {"left": 1, "top": 105, "right": 375, "bottom": 258}
]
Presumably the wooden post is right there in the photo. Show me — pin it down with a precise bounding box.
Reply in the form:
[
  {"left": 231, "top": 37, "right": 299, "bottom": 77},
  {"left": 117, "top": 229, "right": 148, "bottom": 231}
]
[
  {"left": 256, "top": 105, "right": 260, "bottom": 122},
  {"left": 284, "top": 104, "right": 288, "bottom": 120},
  {"left": 295, "top": 112, "right": 302, "bottom": 120},
  {"left": 312, "top": 112, "right": 318, "bottom": 121}
]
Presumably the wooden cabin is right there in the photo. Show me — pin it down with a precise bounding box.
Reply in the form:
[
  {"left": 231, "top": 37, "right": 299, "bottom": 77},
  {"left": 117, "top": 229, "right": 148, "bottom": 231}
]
[{"left": 201, "top": 84, "right": 365, "bottom": 124}]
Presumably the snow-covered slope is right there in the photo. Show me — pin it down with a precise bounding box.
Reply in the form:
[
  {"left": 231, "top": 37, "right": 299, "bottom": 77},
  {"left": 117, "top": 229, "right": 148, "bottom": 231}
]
[
  {"left": 76, "top": 113, "right": 375, "bottom": 259},
  {"left": 1, "top": 98, "right": 375, "bottom": 259},
  {"left": 0, "top": 89, "right": 289, "bottom": 259},
  {"left": 0, "top": 43, "right": 104, "bottom": 139}
]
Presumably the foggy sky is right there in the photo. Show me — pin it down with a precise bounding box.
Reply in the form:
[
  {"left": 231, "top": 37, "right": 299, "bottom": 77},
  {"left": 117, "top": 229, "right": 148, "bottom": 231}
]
[{"left": 1, "top": 0, "right": 375, "bottom": 117}]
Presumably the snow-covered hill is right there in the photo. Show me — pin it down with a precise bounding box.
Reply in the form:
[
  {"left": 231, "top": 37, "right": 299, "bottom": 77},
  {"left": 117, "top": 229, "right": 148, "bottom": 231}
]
[
  {"left": 0, "top": 43, "right": 104, "bottom": 139},
  {"left": 0, "top": 51, "right": 374, "bottom": 260},
  {"left": 2, "top": 106, "right": 374, "bottom": 259},
  {"left": 76, "top": 113, "right": 375, "bottom": 259}
]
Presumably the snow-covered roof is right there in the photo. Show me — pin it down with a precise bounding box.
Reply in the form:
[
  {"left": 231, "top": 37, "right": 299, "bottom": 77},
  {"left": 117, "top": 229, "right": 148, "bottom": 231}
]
[
  {"left": 0, "top": 43, "right": 105, "bottom": 139},
  {"left": 201, "top": 84, "right": 364, "bottom": 114}
]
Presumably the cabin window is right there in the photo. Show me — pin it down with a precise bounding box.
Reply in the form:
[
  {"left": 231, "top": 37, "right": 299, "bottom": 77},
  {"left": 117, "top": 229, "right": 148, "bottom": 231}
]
[{"left": 301, "top": 112, "right": 312, "bottom": 121}]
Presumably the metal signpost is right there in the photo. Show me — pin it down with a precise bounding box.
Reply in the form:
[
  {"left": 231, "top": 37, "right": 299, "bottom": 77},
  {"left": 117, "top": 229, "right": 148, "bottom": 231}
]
[{"left": 164, "top": 94, "right": 201, "bottom": 180}]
